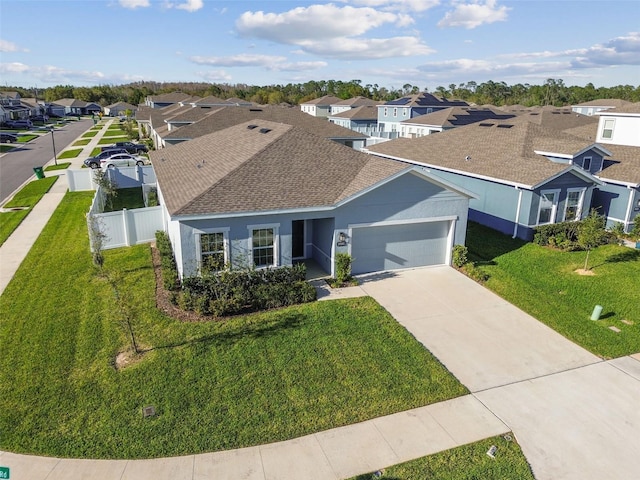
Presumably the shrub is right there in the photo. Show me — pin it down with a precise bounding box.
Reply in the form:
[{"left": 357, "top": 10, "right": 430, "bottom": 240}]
[
  {"left": 631, "top": 216, "right": 640, "bottom": 241},
  {"left": 335, "top": 252, "right": 353, "bottom": 284},
  {"left": 180, "top": 264, "right": 316, "bottom": 317},
  {"left": 533, "top": 221, "right": 581, "bottom": 249},
  {"left": 452, "top": 245, "right": 468, "bottom": 268},
  {"left": 462, "top": 262, "right": 489, "bottom": 283},
  {"left": 155, "top": 230, "right": 179, "bottom": 290}
]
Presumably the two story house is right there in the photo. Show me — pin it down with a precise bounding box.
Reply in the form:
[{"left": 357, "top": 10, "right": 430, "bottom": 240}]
[{"left": 377, "top": 93, "right": 468, "bottom": 134}]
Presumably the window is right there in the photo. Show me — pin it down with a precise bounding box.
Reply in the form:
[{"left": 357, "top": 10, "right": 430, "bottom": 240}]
[
  {"left": 601, "top": 119, "right": 615, "bottom": 139},
  {"left": 403, "top": 107, "right": 408, "bottom": 117},
  {"left": 250, "top": 225, "right": 278, "bottom": 267},
  {"left": 197, "top": 230, "right": 228, "bottom": 273},
  {"left": 564, "top": 188, "right": 585, "bottom": 221},
  {"left": 537, "top": 190, "right": 559, "bottom": 225},
  {"left": 393, "top": 107, "right": 397, "bottom": 117},
  {"left": 383, "top": 107, "right": 388, "bottom": 116},
  {"left": 582, "top": 157, "right": 592, "bottom": 171}
]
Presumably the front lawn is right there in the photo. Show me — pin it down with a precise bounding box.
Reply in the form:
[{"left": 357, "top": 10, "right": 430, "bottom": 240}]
[
  {"left": 82, "top": 131, "right": 98, "bottom": 138},
  {"left": 45, "top": 162, "right": 72, "bottom": 171},
  {"left": 58, "top": 148, "right": 83, "bottom": 159},
  {"left": 73, "top": 139, "right": 91, "bottom": 146},
  {"left": 466, "top": 222, "right": 640, "bottom": 358},
  {"left": 99, "top": 136, "right": 129, "bottom": 143},
  {"left": 0, "top": 192, "right": 467, "bottom": 459},
  {"left": 352, "top": 434, "right": 534, "bottom": 480}
]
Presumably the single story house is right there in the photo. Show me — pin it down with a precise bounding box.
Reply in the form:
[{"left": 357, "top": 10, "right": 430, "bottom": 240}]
[
  {"left": 52, "top": 98, "right": 102, "bottom": 116},
  {"left": 300, "top": 95, "right": 342, "bottom": 117},
  {"left": 145, "top": 92, "right": 200, "bottom": 109},
  {"left": 104, "top": 101, "right": 137, "bottom": 117},
  {"left": 365, "top": 119, "right": 608, "bottom": 241},
  {"left": 151, "top": 120, "right": 475, "bottom": 278}
]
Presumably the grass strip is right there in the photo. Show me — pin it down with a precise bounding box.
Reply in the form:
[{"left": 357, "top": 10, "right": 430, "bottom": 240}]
[
  {"left": 351, "top": 434, "right": 535, "bottom": 480},
  {"left": 58, "top": 149, "right": 83, "bottom": 159},
  {"left": 45, "top": 163, "right": 72, "bottom": 171}
]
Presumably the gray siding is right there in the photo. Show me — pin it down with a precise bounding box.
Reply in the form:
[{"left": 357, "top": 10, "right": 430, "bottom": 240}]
[{"left": 593, "top": 182, "right": 640, "bottom": 231}]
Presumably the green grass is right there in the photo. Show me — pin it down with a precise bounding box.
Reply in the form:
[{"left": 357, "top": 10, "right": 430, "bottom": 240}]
[
  {"left": 89, "top": 147, "right": 101, "bottom": 157},
  {"left": 351, "top": 434, "right": 534, "bottom": 480},
  {"left": 73, "top": 139, "right": 91, "bottom": 146},
  {"left": 466, "top": 222, "right": 640, "bottom": 358},
  {"left": 45, "top": 162, "right": 72, "bottom": 171},
  {"left": 58, "top": 148, "right": 83, "bottom": 159},
  {"left": 0, "top": 144, "right": 15, "bottom": 152},
  {"left": 0, "top": 177, "right": 58, "bottom": 246},
  {"left": 105, "top": 187, "right": 145, "bottom": 211},
  {"left": 99, "top": 136, "right": 128, "bottom": 143},
  {"left": 0, "top": 192, "right": 467, "bottom": 459},
  {"left": 82, "top": 131, "right": 98, "bottom": 138},
  {"left": 17, "top": 134, "right": 38, "bottom": 142},
  {"left": 108, "top": 124, "right": 124, "bottom": 130}
]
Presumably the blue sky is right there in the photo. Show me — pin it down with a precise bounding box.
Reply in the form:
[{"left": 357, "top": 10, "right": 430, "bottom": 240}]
[{"left": 1, "top": 0, "right": 639, "bottom": 90}]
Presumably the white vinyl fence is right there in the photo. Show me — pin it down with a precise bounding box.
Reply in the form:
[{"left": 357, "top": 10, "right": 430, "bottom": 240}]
[{"left": 80, "top": 166, "right": 165, "bottom": 252}]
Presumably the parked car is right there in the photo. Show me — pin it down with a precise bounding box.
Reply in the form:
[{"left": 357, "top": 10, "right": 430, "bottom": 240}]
[
  {"left": 100, "top": 153, "right": 147, "bottom": 169},
  {"left": 5, "top": 120, "right": 33, "bottom": 129},
  {"left": 30, "top": 115, "right": 49, "bottom": 122},
  {"left": 101, "top": 141, "right": 148, "bottom": 154},
  {"left": 83, "top": 148, "right": 129, "bottom": 169},
  {"left": 0, "top": 132, "right": 18, "bottom": 143}
]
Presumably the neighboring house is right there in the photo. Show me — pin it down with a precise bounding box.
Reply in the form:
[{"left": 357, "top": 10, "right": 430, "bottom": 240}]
[
  {"left": 565, "top": 122, "right": 640, "bottom": 232},
  {"left": 104, "top": 101, "right": 137, "bottom": 117},
  {"left": 53, "top": 98, "right": 102, "bottom": 115},
  {"left": 151, "top": 120, "right": 474, "bottom": 278},
  {"left": 145, "top": 92, "right": 199, "bottom": 109},
  {"left": 398, "top": 107, "right": 516, "bottom": 138},
  {"left": 300, "top": 95, "right": 342, "bottom": 117},
  {"left": 571, "top": 99, "right": 631, "bottom": 116},
  {"left": 327, "top": 105, "right": 380, "bottom": 135},
  {"left": 330, "top": 96, "right": 380, "bottom": 115},
  {"left": 514, "top": 106, "right": 599, "bottom": 131},
  {"left": 595, "top": 103, "right": 640, "bottom": 147},
  {"left": 0, "top": 91, "right": 30, "bottom": 120},
  {"left": 377, "top": 93, "right": 468, "bottom": 134},
  {"left": 189, "top": 96, "right": 252, "bottom": 107},
  {"left": 155, "top": 105, "right": 369, "bottom": 150},
  {"left": 366, "top": 120, "right": 609, "bottom": 241}
]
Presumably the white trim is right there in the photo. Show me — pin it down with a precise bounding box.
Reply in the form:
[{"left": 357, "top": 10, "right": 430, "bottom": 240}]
[
  {"left": 563, "top": 187, "right": 586, "bottom": 221},
  {"left": 513, "top": 187, "right": 523, "bottom": 238},
  {"left": 594, "top": 176, "right": 640, "bottom": 188},
  {"left": 348, "top": 215, "right": 457, "bottom": 229},
  {"left": 624, "top": 186, "right": 635, "bottom": 228},
  {"left": 248, "top": 223, "right": 280, "bottom": 268},
  {"left": 534, "top": 150, "right": 573, "bottom": 160},
  {"left": 601, "top": 118, "right": 615, "bottom": 139},
  {"left": 537, "top": 189, "right": 560, "bottom": 225}
]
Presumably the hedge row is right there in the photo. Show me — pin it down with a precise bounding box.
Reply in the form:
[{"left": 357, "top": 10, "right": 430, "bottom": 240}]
[{"left": 155, "top": 230, "right": 179, "bottom": 290}]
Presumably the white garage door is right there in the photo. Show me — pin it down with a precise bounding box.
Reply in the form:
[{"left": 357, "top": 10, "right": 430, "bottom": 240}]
[{"left": 350, "top": 221, "right": 450, "bottom": 275}]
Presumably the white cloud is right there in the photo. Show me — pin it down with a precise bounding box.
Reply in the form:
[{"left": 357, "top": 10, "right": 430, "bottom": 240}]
[
  {"left": 301, "top": 36, "right": 434, "bottom": 59},
  {"left": 190, "top": 54, "right": 287, "bottom": 67},
  {"left": 236, "top": 4, "right": 406, "bottom": 43},
  {"left": 0, "top": 39, "right": 28, "bottom": 52},
  {"left": 119, "top": 0, "right": 150, "bottom": 9},
  {"left": 167, "top": 0, "right": 204, "bottom": 12},
  {"left": 345, "top": 0, "right": 440, "bottom": 12},
  {"left": 235, "top": 3, "right": 434, "bottom": 60},
  {"left": 269, "top": 61, "right": 328, "bottom": 72},
  {"left": 571, "top": 32, "right": 640, "bottom": 68},
  {"left": 438, "top": 0, "right": 509, "bottom": 29},
  {"left": 0, "top": 62, "right": 30, "bottom": 73},
  {"left": 198, "top": 70, "right": 233, "bottom": 82}
]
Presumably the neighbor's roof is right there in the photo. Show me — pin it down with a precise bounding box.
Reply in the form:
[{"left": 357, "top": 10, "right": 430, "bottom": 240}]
[
  {"left": 151, "top": 120, "right": 407, "bottom": 217},
  {"left": 329, "top": 105, "right": 379, "bottom": 120},
  {"left": 106, "top": 101, "right": 136, "bottom": 110},
  {"left": 300, "top": 95, "right": 342, "bottom": 106},
  {"left": 402, "top": 106, "right": 516, "bottom": 128},
  {"left": 366, "top": 120, "right": 602, "bottom": 188},
  {"left": 164, "top": 105, "right": 224, "bottom": 125},
  {"left": 164, "top": 105, "right": 367, "bottom": 141},
  {"left": 331, "top": 96, "right": 381, "bottom": 107},
  {"left": 597, "top": 145, "right": 640, "bottom": 185},
  {"left": 513, "top": 106, "right": 599, "bottom": 131},
  {"left": 54, "top": 98, "right": 90, "bottom": 107},
  {"left": 148, "top": 92, "right": 195, "bottom": 104},
  {"left": 598, "top": 102, "right": 640, "bottom": 115},
  {"left": 382, "top": 92, "right": 468, "bottom": 108},
  {"left": 572, "top": 99, "right": 631, "bottom": 108}
]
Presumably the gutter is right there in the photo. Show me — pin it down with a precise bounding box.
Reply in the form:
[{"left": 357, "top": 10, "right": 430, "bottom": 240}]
[{"left": 513, "top": 186, "right": 523, "bottom": 239}]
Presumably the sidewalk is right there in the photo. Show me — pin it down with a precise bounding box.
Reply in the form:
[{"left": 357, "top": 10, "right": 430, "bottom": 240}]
[
  {"left": 0, "top": 394, "right": 508, "bottom": 480},
  {"left": 0, "top": 119, "right": 112, "bottom": 296}
]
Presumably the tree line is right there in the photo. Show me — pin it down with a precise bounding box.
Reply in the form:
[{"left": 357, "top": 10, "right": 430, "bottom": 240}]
[{"left": 8, "top": 78, "right": 640, "bottom": 108}]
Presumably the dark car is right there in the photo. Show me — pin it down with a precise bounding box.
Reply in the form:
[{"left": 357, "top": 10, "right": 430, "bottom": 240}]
[
  {"left": 5, "top": 120, "right": 33, "bottom": 129},
  {"left": 30, "top": 115, "right": 49, "bottom": 122},
  {"left": 101, "top": 141, "right": 148, "bottom": 154},
  {"left": 0, "top": 132, "right": 18, "bottom": 143},
  {"left": 83, "top": 148, "right": 128, "bottom": 169}
]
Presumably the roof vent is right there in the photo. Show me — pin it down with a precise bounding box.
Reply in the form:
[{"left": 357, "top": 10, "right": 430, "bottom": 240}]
[
  {"left": 259, "top": 128, "right": 272, "bottom": 134},
  {"left": 247, "top": 124, "right": 258, "bottom": 129},
  {"left": 479, "top": 122, "right": 494, "bottom": 127},
  {"left": 249, "top": 108, "right": 263, "bottom": 112},
  {"left": 497, "top": 124, "right": 513, "bottom": 128},
  {"left": 465, "top": 155, "right": 471, "bottom": 161}
]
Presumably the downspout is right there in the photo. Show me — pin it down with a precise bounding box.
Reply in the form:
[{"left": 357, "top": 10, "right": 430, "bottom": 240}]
[
  {"left": 513, "top": 186, "right": 523, "bottom": 239},
  {"left": 623, "top": 186, "right": 635, "bottom": 233}
]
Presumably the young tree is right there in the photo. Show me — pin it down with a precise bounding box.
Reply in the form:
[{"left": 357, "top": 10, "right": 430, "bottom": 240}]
[
  {"left": 88, "top": 214, "right": 108, "bottom": 269},
  {"left": 93, "top": 169, "right": 118, "bottom": 210},
  {"left": 578, "top": 210, "right": 606, "bottom": 271}
]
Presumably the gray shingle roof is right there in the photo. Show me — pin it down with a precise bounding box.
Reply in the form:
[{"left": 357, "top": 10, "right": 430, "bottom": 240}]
[
  {"left": 572, "top": 99, "right": 631, "bottom": 108},
  {"left": 598, "top": 102, "right": 640, "bottom": 114},
  {"left": 331, "top": 96, "right": 381, "bottom": 107},
  {"left": 598, "top": 145, "right": 640, "bottom": 185},
  {"left": 151, "top": 120, "right": 406, "bottom": 216},
  {"left": 402, "top": 106, "right": 515, "bottom": 128},
  {"left": 300, "top": 95, "right": 342, "bottom": 106},
  {"left": 329, "top": 105, "right": 379, "bottom": 120},
  {"left": 383, "top": 93, "right": 468, "bottom": 108},
  {"left": 366, "top": 120, "right": 599, "bottom": 188},
  {"left": 148, "top": 92, "right": 195, "bottom": 104},
  {"left": 164, "top": 105, "right": 367, "bottom": 141}
]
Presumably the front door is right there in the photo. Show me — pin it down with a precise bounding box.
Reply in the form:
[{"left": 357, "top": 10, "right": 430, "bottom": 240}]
[{"left": 292, "top": 220, "right": 305, "bottom": 259}]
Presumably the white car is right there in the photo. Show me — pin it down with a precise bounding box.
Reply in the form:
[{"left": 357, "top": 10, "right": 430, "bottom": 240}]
[{"left": 100, "top": 153, "right": 147, "bottom": 169}]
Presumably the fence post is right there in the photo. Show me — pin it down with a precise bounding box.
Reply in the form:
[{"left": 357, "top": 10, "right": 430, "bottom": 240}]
[{"left": 122, "top": 208, "right": 131, "bottom": 246}]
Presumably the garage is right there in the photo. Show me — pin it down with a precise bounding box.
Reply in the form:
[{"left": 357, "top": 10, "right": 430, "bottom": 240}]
[{"left": 350, "top": 220, "right": 451, "bottom": 275}]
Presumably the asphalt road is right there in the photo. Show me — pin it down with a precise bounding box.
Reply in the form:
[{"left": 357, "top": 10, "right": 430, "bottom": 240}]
[{"left": 0, "top": 119, "right": 92, "bottom": 204}]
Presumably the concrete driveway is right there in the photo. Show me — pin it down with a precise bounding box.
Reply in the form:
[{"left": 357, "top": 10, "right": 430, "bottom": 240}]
[
  {"left": 359, "top": 266, "right": 640, "bottom": 480},
  {"left": 358, "top": 266, "right": 600, "bottom": 392}
]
